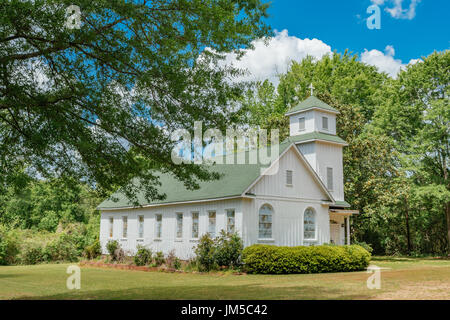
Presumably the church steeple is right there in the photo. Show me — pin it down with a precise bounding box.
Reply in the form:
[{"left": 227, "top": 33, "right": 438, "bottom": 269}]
[
  {"left": 285, "top": 95, "right": 340, "bottom": 137},
  {"left": 285, "top": 95, "right": 347, "bottom": 203}
]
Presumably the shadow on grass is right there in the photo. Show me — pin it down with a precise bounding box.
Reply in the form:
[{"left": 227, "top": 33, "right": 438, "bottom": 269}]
[
  {"left": 372, "top": 255, "right": 450, "bottom": 262},
  {"left": 16, "top": 283, "right": 373, "bottom": 300},
  {"left": 371, "top": 256, "right": 419, "bottom": 262}
]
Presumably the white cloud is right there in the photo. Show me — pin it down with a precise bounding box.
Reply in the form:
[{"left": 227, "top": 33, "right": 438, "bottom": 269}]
[
  {"left": 361, "top": 45, "right": 419, "bottom": 78},
  {"left": 222, "top": 29, "right": 332, "bottom": 85},
  {"left": 220, "top": 29, "right": 420, "bottom": 82},
  {"left": 371, "top": 0, "right": 421, "bottom": 20}
]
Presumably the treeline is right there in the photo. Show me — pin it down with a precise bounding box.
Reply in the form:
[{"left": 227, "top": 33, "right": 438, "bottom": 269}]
[
  {"left": 240, "top": 50, "right": 449, "bottom": 256},
  {"left": 0, "top": 174, "right": 101, "bottom": 265}
]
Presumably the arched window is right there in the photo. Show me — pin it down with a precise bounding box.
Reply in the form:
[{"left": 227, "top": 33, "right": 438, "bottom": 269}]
[
  {"left": 303, "top": 208, "right": 316, "bottom": 240},
  {"left": 259, "top": 204, "right": 273, "bottom": 239}
]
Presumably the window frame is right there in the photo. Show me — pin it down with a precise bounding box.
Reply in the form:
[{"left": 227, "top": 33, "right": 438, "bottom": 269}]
[
  {"left": 191, "top": 212, "right": 199, "bottom": 239},
  {"left": 322, "top": 116, "right": 329, "bottom": 131},
  {"left": 208, "top": 211, "right": 216, "bottom": 238},
  {"left": 226, "top": 209, "right": 236, "bottom": 234},
  {"left": 326, "top": 167, "right": 333, "bottom": 191},
  {"left": 155, "top": 214, "right": 162, "bottom": 239},
  {"left": 109, "top": 217, "right": 114, "bottom": 238},
  {"left": 258, "top": 204, "right": 274, "bottom": 240},
  {"left": 286, "top": 170, "right": 293, "bottom": 186},
  {"left": 138, "top": 215, "right": 144, "bottom": 239},
  {"left": 122, "top": 216, "right": 128, "bottom": 239},
  {"left": 176, "top": 212, "right": 183, "bottom": 239},
  {"left": 298, "top": 117, "right": 306, "bottom": 131},
  {"left": 303, "top": 207, "right": 317, "bottom": 241}
]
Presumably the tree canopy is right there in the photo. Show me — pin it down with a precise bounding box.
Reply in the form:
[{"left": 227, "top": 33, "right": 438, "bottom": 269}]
[{"left": 0, "top": 0, "right": 270, "bottom": 203}]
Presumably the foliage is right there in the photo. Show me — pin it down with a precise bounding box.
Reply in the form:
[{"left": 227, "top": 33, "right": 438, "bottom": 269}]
[
  {"left": 0, "top": 176, "right": 101, "bottom": 232},
  {"left": 214, "top": 230, "right": 243, "bottom": 268},
  {"left": 21, "top": 245, "right": 46, "bottom": 265},
  {"left": 194, "top": 234, "right": 218, "bottom": 271},
  {"left": 84, "top": 239, "right": 102, "bottom": 260},
  {"left": 242, "top": 244, "right": 371, "bottom": 274},
  {"left": 352, "top": 241, "right": 373, "bottom": 255},
  {"left": 165, "top": 250, "right": 181, "bottom": 270},
  {"left": 43, "top": 233, "right": 79, "bottom": 262},
  {"left": 154, "top": 251, "right": 165, "bottom": 267},
  {"left": 0, "top": 0, "right": 271, "bottom": 204},
  {"left": 106, "top": 240, "right": 119, "bottom": 259},
  {"left": 134, "top": 245, "right": 152, "bottom": 266},
  {"left": 193, "top": 232, "right": 244, "bottom": 271},
  {"left": 0, "top": 227, "right": 20, "bottom": 265},
  {"left": 360, "top": 50, "right": 450, "bottom": 255}
]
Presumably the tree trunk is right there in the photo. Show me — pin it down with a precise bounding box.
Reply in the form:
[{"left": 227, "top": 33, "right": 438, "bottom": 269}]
[{"left": 405, "top": 197, "right": 412, "bottom": 255}]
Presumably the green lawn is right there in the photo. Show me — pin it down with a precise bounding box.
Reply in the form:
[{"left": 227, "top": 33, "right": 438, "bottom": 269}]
[{"left": 0, "top": 257, "right": 449, "bottom": 300}]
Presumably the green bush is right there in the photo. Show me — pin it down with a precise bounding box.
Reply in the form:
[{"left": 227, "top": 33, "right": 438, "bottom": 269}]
[
  {"left": 193, "top": 232, "right": 244, "bottom": 271},
  {"left": 0, "top": 228, "right": 20, "bottom": 265},
  {"left": 352, "top": 241, "right": 374, "bottom": 254},
  {"left": 134, "top": 245, "right": 152, "bottom": 266},
  {"left": 194, "top": 234, "right": 217, "bottom": 271},
  {"left": 154, "top": 251, "right": 165, "bottom": 267},
  {"left": 242, "top": 244, "right": 371, "bottom": 274},
  {"left": 43, "top": 233, "right": 79, "bottom": 262},
  {"left": 22, "top": 245, "right": 46, "bottom": 265},
  {"left": 84, "top": 239, "right": 102, "bottom": 260},
  {"left": 106, "top": 240, "right": 119, "bottom": 257},
  {"left": 214, "top": 231, "right": 243, "bottom": 268}
]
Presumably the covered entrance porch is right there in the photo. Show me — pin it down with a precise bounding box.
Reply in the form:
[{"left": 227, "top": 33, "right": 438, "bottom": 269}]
[{"left": 329, "top": 209, "right": 358, "bottom": 245}]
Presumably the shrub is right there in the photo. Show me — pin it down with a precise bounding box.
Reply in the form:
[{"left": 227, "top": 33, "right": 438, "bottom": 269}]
[
  {"left": 134, "top": 245, "right": 152, "bottom": 266},
  {"left": 106, "top": 240, "right": 119, "bottom": 258},
  {"left": 22, "top": 245, "right": 46, "bottom": 265},
  {"left": 353, "top": 241, "right": 374, "bottom": 254},
  {"left": 154, "top": 251, "right": 165, "bottom": 267},
  {"left": 214, "top": 231, "right": 243, "bottom": 268},
  {"left": 166, "top": 250, "right": 181, "bottom": 269},
  {"left": 242, "top": 244, "right": 371, "bottom": 274},
  {"left": 43, "top": 233, "right": 79, "bottom": 262},
  {"left": 0, "top": 228, "right": 20, "bottom": 265},
  {"left": 194, "top": 234, "right": 217, "bottom": 271},
  {"left": 84, "top": 239, "right": 102, "bottom": 260}
]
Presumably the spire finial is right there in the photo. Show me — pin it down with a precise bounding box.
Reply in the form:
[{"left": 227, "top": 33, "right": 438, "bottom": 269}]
[{"left": 308, "top": 83, "right": 315, "bottom": 96}]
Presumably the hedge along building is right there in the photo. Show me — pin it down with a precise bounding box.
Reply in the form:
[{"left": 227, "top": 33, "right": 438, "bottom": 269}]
[{"left": 98, "top": 95, "right": 358, "bottom": 259}]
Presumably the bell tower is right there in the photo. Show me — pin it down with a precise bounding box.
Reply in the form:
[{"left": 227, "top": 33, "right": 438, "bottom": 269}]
[{"left": 285, "top": 90, "right": 348, "bottom": 204}]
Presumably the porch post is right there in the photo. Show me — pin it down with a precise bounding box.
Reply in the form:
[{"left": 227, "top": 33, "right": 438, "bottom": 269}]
[{"left": 346, "top": 216, "right": 351, "bottom": 245}]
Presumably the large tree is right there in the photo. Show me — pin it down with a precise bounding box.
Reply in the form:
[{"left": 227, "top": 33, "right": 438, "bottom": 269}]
[
  {"left": 0, "top": 0, "right": 270, "bottom": 203},
  {"left": 372, "top": 51, "right": 450, "bottom": 254}
]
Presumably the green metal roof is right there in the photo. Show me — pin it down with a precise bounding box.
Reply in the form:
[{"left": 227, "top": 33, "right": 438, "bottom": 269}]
[
  {"left": 285, "top": 132, "right": 348, "bottom": 145},
  {"left": 334, "top": 200, "right": 351, "bottom": 208},
  {"left": 98, "top": 141, "right": 293, "bottom": 209},
  {"left": 286, "top": 96, "right": 339, "bottom": 115}
]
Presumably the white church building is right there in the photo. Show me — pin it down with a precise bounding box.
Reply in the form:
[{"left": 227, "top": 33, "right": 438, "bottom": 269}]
[{"left": 98, "top": 95, "right": 358, "bottom": 259}]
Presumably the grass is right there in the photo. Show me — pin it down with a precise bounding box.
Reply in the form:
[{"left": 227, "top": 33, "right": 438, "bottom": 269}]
[{"left": 0, "top": 256, "right": 449, "bottom": 300}]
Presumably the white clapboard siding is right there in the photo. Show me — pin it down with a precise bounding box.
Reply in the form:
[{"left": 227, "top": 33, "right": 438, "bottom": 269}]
[
  {"left": 100, "top": 198, "right": 243, "bottom": 260},
  {"left": 315, "top": 142, "right": 344, "bottom": 201}
]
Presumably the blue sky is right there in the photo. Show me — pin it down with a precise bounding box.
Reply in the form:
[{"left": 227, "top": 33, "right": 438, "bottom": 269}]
[
  {"left": 223, "top": 0, "right": 448, "bottom": 83},
  {"left": 266, "top": 0, "right": 448, "bottom": 63}
]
